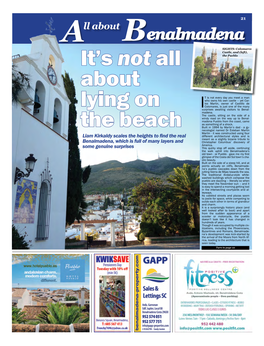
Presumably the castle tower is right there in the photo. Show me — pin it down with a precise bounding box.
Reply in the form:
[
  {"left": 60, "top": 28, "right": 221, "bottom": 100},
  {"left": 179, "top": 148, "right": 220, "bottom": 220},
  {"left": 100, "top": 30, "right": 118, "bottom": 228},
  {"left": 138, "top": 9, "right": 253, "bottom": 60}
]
[
  {"left": 225, "top": 57, "right": 231, "bottom": 70},
  {"left": 202, "top": 46, "right": 207, "bottom": 63},
  {"left": 220, "top": 61, "right": 225, "bottom": 73},
  {"left": 210, "top": 49, "right": 218, "bottom": 76}
]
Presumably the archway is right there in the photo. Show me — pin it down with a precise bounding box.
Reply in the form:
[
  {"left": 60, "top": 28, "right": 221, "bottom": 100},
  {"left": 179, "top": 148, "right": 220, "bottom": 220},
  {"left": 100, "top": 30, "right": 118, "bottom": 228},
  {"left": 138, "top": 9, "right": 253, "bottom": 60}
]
[{"left": 73, "top": 219, "right": 117, "bottom": 247}]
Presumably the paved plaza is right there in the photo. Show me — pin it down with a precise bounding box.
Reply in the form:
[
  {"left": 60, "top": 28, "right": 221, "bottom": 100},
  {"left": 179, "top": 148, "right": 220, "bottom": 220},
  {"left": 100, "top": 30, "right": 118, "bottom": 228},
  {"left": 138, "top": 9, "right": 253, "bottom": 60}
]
[{"left": 105, "top": 241, "right": 200, "bottom": 250}]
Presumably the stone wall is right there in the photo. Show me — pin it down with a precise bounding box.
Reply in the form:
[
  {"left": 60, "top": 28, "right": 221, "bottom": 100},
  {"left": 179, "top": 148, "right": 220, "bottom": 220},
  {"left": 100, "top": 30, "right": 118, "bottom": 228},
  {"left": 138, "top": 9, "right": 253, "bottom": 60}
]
[{"left": 12, "top": 323, "right": 90, "bottom": 332}]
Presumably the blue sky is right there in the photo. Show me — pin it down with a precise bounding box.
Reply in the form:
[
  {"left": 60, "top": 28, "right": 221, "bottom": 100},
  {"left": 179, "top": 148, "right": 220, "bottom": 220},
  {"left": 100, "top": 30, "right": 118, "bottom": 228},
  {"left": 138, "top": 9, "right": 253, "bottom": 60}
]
[
  {"left": 13, "top": 42, "right": 202, "bottom": 167},
  {"left": 12, "top": 254, "right": 90, "bottom": 290}
]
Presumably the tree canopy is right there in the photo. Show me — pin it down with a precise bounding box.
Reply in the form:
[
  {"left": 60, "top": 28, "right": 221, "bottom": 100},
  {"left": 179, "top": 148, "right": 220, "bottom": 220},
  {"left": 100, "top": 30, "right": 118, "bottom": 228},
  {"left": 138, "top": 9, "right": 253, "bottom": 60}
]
[
  {"left": 167, "top": 164, "right": 200, "bottom": 232},
  {"left": 37, "top": 302, "right": 89, "bottom": 325},
  {"left": 129, "top": 167, "right": 199, "bottom": 241},
  {"left": 193, "top": 56, "right": 207, "bottom": 85}
]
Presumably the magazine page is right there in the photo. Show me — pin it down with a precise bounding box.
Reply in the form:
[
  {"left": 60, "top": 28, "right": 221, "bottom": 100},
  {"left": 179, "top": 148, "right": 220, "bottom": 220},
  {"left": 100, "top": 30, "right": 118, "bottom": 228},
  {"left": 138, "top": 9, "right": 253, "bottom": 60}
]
[
  {"left": 11, "top": 13, "right": 254, "bottom": 252},
  {"left": 7, "top": 2, "right": 263, "bottom": 345}
]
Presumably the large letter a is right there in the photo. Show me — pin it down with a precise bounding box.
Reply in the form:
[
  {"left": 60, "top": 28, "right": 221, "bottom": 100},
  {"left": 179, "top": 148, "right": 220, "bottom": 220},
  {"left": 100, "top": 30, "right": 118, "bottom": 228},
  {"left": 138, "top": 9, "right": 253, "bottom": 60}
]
[{"left": 59, "top": 20, "right": 84, "bottom": 42}]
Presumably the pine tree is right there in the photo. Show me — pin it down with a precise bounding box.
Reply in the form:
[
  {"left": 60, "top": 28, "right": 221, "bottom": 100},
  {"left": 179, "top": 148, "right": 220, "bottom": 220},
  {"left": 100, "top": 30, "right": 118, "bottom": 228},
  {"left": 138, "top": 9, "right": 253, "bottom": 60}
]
[{"left": 62, "top": 72, "right": 87, "bottom": 224}]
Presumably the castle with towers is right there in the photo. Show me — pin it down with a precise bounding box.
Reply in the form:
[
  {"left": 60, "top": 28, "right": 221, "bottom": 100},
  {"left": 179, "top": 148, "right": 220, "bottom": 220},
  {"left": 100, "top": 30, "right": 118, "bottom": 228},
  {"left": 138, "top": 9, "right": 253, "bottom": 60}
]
[{"left": 201, "top": 46, "right": 243, "bottom": 77}]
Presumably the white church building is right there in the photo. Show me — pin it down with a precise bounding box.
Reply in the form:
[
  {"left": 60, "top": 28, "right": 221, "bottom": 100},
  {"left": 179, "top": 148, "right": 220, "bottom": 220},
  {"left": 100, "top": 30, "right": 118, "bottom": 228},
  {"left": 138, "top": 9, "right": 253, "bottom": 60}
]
[{"left": 12, "top": 35, "right": 70, "bottom": 249}]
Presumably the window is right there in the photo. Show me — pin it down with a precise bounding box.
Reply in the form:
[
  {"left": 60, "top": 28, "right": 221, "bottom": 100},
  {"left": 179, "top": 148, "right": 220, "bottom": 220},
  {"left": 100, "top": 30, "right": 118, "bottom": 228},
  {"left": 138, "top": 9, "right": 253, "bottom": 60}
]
[
  {"left": 36, "top": 161, "right": 52, "bottom": 240},
  {"left": 53, "top": 98, "right": 62, "bottom": 135},
  {"left": 34, "top": 81, "right": 45, "bottom": 122},
  {"left": 48, "top": 54, "right": 55, "bottom": 69}
]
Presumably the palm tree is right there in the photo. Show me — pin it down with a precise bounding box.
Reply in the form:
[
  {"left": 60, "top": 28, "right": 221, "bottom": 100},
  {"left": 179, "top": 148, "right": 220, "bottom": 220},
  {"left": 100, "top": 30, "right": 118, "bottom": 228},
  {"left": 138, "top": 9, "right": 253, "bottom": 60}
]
[
  {"left": 167, "top": 164, "right": 200, "bottom": 232},
  {"left": 37, "top": 302, "right": 89, "bottom": 325},
  {"left": 12, "top": 307, "right": 28, "bottom": 324}
]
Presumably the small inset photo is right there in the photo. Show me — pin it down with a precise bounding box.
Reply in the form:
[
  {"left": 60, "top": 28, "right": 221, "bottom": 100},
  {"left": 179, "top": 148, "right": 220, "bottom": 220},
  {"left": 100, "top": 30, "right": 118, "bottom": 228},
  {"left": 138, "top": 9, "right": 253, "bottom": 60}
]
[
  {"left": 99, "top": 275, "right": 125, "bottom": 318},
  {"left": 191, "top": 42, "right": 255, "bottom": 93}
]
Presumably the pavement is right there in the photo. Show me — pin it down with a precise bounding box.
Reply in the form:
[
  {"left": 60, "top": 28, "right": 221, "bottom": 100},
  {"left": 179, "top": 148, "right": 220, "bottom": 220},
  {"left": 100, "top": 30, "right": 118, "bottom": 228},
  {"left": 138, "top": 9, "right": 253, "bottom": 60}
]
[{"left": 103, "top": 241, "right": 200, "bottom": 250}]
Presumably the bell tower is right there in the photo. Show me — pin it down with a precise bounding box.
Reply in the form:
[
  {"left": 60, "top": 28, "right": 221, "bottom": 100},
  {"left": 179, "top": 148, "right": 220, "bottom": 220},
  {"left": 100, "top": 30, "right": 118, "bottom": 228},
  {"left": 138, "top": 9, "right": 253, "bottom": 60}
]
[
  {"left": 29, "top": 35, "right": 69, "bottom": 139},
  {"left": 12, "top": 34, "right": 70, "bottom": 250}
]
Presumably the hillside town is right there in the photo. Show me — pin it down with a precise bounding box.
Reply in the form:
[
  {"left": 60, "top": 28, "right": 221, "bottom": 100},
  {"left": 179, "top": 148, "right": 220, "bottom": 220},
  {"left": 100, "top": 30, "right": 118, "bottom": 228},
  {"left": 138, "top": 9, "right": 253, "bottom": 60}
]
[
  {"left": 12, "top": 286, "right": 90, "bottom": 322},
  {"left": 65, "top": 193, "right": 141, "bottom": 243}
]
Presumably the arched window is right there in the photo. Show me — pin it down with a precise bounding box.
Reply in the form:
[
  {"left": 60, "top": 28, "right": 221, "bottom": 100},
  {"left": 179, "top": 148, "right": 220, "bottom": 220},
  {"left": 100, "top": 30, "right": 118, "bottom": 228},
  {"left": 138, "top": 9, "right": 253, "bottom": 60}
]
[
  {"left": 53, "top": 98, "right": 62, "bottom": 134},
  {"left": 34, "top": 81, "right": 45, "bottom": 122},
  {"left": 48, "top": 54, "right": 55, "bottom": 69},
  {"left": 36, "top": 160, "right": 52, "bottom": 240}
]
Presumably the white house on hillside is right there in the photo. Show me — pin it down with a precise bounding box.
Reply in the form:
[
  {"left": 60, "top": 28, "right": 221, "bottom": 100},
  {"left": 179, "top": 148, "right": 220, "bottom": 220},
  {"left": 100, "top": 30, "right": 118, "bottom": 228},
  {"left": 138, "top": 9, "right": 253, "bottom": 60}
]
[
  {"left": 12, "top": 34, "right": 70, "bottom": 249},
  {"left": 107, "top": 209, "right": 123, "bottom": 222},
  {"left": 12, "top": 288, "right": 32, "bottom": 309}
]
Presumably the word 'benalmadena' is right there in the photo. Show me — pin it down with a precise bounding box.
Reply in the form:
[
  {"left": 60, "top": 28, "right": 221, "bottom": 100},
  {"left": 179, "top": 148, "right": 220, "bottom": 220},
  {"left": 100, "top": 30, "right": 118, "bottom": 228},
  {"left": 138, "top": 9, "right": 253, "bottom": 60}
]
[
  {"left": 123, "top": 21, "right": 245, "bottom": 41},
  {"left": 59, "top": 19, "right": 245, "bottom": 43}
]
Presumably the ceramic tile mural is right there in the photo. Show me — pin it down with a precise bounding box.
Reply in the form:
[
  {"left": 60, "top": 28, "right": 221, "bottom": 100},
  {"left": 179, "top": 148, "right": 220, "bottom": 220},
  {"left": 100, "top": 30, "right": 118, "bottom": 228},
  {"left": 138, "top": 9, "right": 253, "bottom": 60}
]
[{"left": 13, "top": 179, "right": 38, "bottom": 224}]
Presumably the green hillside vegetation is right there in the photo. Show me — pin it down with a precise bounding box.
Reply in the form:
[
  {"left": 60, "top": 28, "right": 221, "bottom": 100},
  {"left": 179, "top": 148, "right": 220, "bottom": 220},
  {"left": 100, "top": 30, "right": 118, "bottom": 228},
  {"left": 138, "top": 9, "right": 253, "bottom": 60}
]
[
  {"left": 82, "top": 157, "right": 199, "bottom": 194},
  {"left": 129, "top": 163, "right": 200, "bottom": 239}
]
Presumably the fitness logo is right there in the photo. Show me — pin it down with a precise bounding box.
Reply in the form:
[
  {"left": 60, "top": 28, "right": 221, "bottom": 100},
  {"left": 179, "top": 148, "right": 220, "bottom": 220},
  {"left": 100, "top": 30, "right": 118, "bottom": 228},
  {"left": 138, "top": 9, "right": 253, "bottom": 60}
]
[{"left": 184, "top": 259, "right": 235, "bottom": 288}]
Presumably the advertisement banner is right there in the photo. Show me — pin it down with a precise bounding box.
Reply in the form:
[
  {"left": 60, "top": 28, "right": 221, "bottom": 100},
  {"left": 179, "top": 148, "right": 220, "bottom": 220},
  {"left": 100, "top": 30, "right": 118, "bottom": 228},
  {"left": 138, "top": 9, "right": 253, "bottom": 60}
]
[
  {"left": 174, "top": 254, "right": 252, "bottom": 332},
  {"left": 12, "top": 254, "right": 90, "bottom": 332},
  {"left": 134, "top": 253, "right": 171, "bottom": 332},
  {"left": 94, "top": 253, "right": 131, "bottom": 332}
]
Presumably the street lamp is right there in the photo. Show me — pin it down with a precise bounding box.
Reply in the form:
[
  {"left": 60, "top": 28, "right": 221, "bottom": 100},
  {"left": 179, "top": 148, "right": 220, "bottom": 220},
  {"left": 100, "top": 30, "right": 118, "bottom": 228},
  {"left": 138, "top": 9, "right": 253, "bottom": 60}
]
[
  {"left": 14, "top": 154, "right": 37, "bottom": 184},
  {"left": 120, "top": 198, "right": 127, "bottom": 246}
]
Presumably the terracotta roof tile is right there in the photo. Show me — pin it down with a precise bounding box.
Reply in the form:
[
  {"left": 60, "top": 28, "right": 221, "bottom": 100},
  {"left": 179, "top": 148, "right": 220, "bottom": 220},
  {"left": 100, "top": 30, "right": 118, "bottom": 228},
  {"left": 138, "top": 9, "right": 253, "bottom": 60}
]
[
  {"left": 12, "top": 288, "right": 27, "bottom": 297},
  {"left": 22, "top": 305, "right": 48, "bottom": 320}
]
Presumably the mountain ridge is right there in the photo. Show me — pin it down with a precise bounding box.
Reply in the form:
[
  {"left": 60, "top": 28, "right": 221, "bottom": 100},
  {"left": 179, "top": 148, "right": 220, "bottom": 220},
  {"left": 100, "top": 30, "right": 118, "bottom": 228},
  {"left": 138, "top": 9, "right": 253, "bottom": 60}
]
[{"left": 83, "top": 156, "right": 199, "bottom": 194}]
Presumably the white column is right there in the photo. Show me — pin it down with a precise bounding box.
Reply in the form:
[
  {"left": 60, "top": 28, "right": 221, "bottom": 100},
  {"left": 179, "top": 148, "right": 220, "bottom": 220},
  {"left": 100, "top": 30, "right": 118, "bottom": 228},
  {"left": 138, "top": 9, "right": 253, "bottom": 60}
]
[
  {"left": 80, "top": 287, "right": 85, "bottom": 306},
  {"left": 81, "top": 223, "right": 85, "bottom": 240},
  {"left": 110, "top": 222, "right": 115, "bottom": 247}
]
